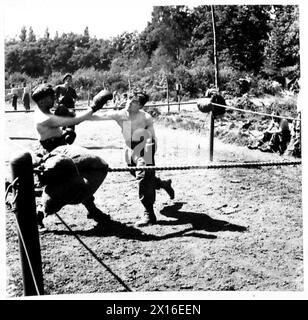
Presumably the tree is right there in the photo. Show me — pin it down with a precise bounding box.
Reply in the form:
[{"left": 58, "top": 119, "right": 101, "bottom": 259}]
[
  {"left": 28, "top": 26, "right": 36, "bottom": 42},
  {"left": 141, "top": 6, "right": 194, "bottom": 64},
  {"left": 44, "top": 28, "right": 50, "bottom": 40},
  {"left": 5, "top": 44, "right": 21, "bottom": 73},
  {"left": 19, "top": 44, "right": 44, "bottom": 76},
  {"left": 263, "top": 5, "right": 299, "bottom": 74},
  {"left": 19, "top": 26, "right": 27, "bottom": 42},
  {"left": 190, "top": 5, "right": 271, "bottom": 73}
]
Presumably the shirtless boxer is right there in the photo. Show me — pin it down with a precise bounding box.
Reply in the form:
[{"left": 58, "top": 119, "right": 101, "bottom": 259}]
[
  {"left": 31, "top": 84, "right": 113, "bottom": 229},
  {"left": 90, "top": 91, "right": 175, "bottom": 227}
]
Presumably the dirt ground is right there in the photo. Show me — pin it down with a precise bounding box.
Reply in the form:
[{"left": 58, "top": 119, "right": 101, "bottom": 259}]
[{"left": 4, "top": 105, "right": 303, "bottom": 297}]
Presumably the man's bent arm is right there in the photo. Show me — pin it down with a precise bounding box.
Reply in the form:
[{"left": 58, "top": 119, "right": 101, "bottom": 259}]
[{"left": 45, "top": 109, "right": 94, "bottom": 127}]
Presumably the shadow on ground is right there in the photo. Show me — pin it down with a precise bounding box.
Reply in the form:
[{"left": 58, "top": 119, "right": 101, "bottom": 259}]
[{"left": 47, "top": 202, "right": 247, "bottom": 241}]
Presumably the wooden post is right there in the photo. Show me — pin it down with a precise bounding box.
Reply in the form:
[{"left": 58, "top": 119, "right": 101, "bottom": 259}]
[
  {"left": 166, "top": 78, "right": 170, "bottom": 114},
  {"left": 10, "top": 151, "right": 44, "bottom": 296},
  {"left": 210, "top": 5, "right": 218, "bottom": 161},
  {"left": 211, "top": 5, "right": 219, "bottom": 89},
  {"left": 209, "top": 111, "right": 215, "bottom": 162}
]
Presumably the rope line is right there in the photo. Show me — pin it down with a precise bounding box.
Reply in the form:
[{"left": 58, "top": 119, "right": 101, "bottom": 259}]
[
  {"left": 210, "top": 102, "right": 299, "bottom": 122},
  {"left": 5, "top": 100, "right": 300, "bottom": 122},
  {"left": 13, "top": 214, "right": 41, "bottom": 296},
  {"left": 55, "top": 213, "right": 133, "bottom": 292},
  {"left": 32, "top": 160, "right": 301, "bottom": 175},
  {"left": 107, "top": 160, "right": 301, "bottom": 172}
]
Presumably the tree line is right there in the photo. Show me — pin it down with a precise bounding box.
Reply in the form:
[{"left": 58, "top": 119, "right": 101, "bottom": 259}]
[{"left": 5, "top": 5, "right": 300, "bottom": 100}]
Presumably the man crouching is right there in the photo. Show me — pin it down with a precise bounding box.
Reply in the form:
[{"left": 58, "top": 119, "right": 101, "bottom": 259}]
[{"left": 31, "top": 84, "right": 113, "bottom": 230}]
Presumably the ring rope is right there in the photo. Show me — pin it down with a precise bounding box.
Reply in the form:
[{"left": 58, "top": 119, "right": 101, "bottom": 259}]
[
  {"left": 107, "top": 160, "right": 301, "bottom": 172},
  {"left": 54, "top": 212, "right": 133, "bottom": 292},
  {"left": 5, "top": 100, "right": 300, "bottom": 122},
  {"left": 210, "top": 102, "right": 299, "bottom": 122}
]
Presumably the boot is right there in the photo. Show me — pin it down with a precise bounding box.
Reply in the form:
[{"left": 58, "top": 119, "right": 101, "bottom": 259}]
[
  {"left": 83, "top": 198, "right": 111, "bottom": 222},
  {"left": 135, "top": 206, "right": 157, "bottom": 227},
  {"left": 161, "top": 179, "right": 175, "bottom": 199},
  {"left": 86, "top": 207, "right": 111, "bottom": 222}
]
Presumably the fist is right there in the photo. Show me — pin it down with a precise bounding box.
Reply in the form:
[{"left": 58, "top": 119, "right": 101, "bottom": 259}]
[{"left": 91, "top": 89, "right": 113, "bottom": 112}]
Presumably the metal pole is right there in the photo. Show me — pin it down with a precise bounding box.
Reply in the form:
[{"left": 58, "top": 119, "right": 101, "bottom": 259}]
[
  {"left": 209, "top": 111, "right": 215, "bottom": 161},
  {"left": 10, "top": 151, "right": 44, "bottom": 296}
]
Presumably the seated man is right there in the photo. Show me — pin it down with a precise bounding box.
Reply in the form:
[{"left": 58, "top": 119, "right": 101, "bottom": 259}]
[
  {"left": 31, "top": 84, "right": 113, "bottom": 229},
  {"left": 286, "top": 111, "right": 301, "bottom": 158},
  {"left": 89, "top": 91, "right": 175, "bottom": 227},
  {"left": 248, "top": 112, "right": 291, "bottom": 155}
]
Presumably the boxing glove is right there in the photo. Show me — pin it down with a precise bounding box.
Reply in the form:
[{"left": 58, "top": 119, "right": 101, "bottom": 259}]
[{"left": 91, "top": 89, "right": 113, "bottom": 112}]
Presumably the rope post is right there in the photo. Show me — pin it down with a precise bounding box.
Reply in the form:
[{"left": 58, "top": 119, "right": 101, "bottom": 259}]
[
  {"left": 209, "top": 111, "right": 215, "bottom": 161},
  {"left": 166, "top": 79, "right": 170, "bottom": 114},
  {"left": 10, "top": 151, "right": 44, "bottom": 296}
]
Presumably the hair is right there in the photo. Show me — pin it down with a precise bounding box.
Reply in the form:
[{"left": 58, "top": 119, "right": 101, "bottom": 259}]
[
  {"left": 31, "top": 84, "right": 55, "bottom": 103},
  {"left": 130, "top": 91, "right": 149, "bottom": 107},
  {"left": 63, "top": 73, "right": 72, "bottom": 83}
]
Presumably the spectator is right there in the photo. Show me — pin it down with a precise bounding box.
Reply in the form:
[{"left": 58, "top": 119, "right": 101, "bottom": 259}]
[
  {"left": 286, "top": 111, "right": 301, "bottom": 158},
  {"left": 11, "top": 84, "right": 18, "bottom": 110},
  {"left": 248, "top": 112, "right": 291, "bottom": 155},
  {"left": 54, "top": 73, "right": 78, "bottom": 132},
  {"left": 22, "top": 82, "right": 31, "bottom": 111}
]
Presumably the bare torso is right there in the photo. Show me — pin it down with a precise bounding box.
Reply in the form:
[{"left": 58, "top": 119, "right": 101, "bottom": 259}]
[
  {"left": 34, "top": 109, "right": 63, "bottom": 141},
  {"left": 112, "top": 109, "right": 154, "bottom": 146}
]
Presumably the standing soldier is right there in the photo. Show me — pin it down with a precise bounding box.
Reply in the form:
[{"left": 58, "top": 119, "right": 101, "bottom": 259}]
[
  {"left": 11, "top": 84, "right": 18, "bottom": 110},
  {"left": 54, "top": 73, "right": 78, "bottom": 134},
  {"left": 22, "top": 82, "right": 31, "bottom": 111}
]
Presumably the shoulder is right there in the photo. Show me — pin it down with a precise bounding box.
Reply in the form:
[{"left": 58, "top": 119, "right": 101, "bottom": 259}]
[
  {"left": 34, "top": 109, "right": 51, "bottom": 124},
  {"left": 143, "top": 110, "right": 153, "bottom": 120},
  {"left": 55, "top": 84, "right": 65, "bottom": 91},
  {"left": 108, "top": 109, "right": 126, "bottom": 120}
]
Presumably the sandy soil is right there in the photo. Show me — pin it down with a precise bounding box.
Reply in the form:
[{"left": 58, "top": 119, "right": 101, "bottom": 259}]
[{"left": 4, "top": 108, "right": 303, "bottom": 297}]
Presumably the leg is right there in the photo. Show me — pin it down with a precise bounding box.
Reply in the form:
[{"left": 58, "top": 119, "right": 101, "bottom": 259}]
[
  {"left": 82, "top": 195, "right": 111, "bottom": 222},
  {"left": 12, "top": 95, "right": 17, "bottom": 110},
  {"left": 134, "top": 156, "right": 157, "bottom": 227},
  {"left": 146, "top": 140, "right": 175, "bottom": 199},
  {"left": 268, "top": 133, "right": 280, "bottom": 153},
  {"left": 155, "top": 177, "right": 175, "bottom": 199}
]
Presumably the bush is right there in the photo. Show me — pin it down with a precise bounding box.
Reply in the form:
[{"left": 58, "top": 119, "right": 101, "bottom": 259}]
[
  {"left": 6, "top": 72, "right": 32, "bottom": 88},
  {"left": 268, "top": 96, "right": 297, "bottom": 117}
]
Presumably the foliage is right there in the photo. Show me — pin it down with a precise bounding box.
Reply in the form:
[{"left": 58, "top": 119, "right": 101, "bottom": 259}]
[{"left": 5, "top": 5, "right": 300, "bottom": 100}]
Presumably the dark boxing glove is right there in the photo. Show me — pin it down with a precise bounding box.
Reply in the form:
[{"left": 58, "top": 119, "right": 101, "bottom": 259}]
[{"left": 91, "top": 89, "right": 113, "bottom": 113}]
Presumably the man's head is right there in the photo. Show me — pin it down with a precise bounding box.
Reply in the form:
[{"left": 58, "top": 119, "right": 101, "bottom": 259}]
[
  {"left": 63, "top": 73, "right": 72, "bottom": 86},
  {"left": 272, "top": 111, "right": 281, "bottom": 123},
  {"left": 31, "top": 84, "right": 55, "bottom": 111},
  {"left": 126, "top": 91, "right": 149, "bottom": 113}
]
